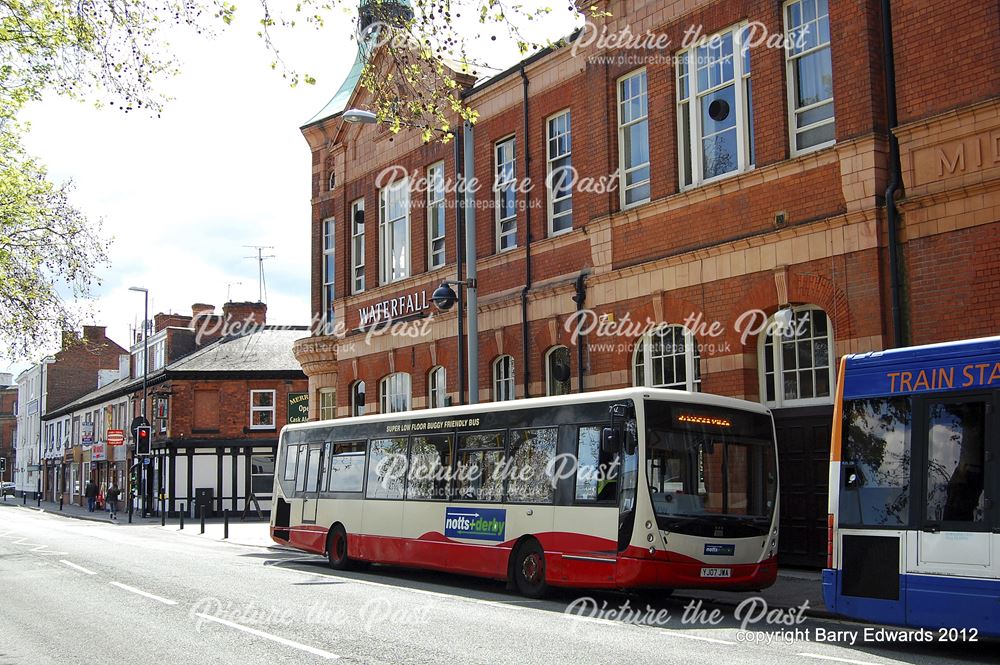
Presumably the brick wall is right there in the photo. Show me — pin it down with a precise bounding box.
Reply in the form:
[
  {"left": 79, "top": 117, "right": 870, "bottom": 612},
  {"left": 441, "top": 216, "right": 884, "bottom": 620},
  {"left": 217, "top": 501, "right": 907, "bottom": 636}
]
[
  {"left": 162, "top": 378, "right": 309, "bottom": 442},
  {"left": 46, "top": 327, "right": 127, "bottom": 412}
]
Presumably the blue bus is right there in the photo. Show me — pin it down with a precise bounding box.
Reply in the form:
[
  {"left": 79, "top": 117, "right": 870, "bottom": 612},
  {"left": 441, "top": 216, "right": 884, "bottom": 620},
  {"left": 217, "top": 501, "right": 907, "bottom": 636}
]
[{"left": 824, "top": 336, "right": 1000, "bottom": 637}]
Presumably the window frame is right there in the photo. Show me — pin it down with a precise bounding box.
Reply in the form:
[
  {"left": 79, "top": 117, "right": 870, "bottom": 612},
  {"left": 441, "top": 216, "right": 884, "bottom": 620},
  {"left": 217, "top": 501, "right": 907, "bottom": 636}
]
[
  {"left": 494, "top": 136, "right": 517, "bottom": 252},
  {"left": 350, "top": 198, "right": 365, "bottom": 294},
  {"left": 545, "top": 345, "right": 571, "bottom": 396},
  {"left": 379, "top": 372, "right": 411, "bottom": 414},
  {"left": 350, "top": 380, "right": 366, "bottom": 417},
  {"left": 632, "top": 324, "right": 702, "bottom": 392},
  {"left": 617, "top": 68, "right": 651, "bottom": 210},
  {"left": 546, "top": 109, "right": 573, "bottom": 236},
  {"left": 758, "top": 305, "right": 835, "bottom": 408},
  {"left": 784, "top": 0, "right": 836, "bottom": 156},
  {"left": 677, "top": 23, "right": 754, "bottom": 190},
  {"left": 426, "top": 161, "right": 446, "bottom": 270},
  {"left": 492, "top": 355, "right": 516, "bottom": 402},
  {"left": 249, "top": 389, "right": 277, "bottom": 430},
  {"left": 319, "top": 388, "right": 336, "bottom": 421},
  {"left": 428, "top": 365, "right": 447, "bottom": 409},
  {"left": 379, "top": 177, "right": 411, "bottom": 284},
  {"left": 322, "top": 217, "right": 336, "bottom": 326}
]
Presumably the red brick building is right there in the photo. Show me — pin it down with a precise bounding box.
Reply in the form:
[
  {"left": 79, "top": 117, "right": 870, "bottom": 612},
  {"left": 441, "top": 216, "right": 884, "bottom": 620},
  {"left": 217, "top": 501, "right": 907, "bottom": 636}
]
[
  {"left": 43, "top": 302, "right": 308, "bottom": 516},
  {"left": 294, "top": 0, "right": 1000, "bottom": 565},
  {"left": 0, "top": 381, "right": 16, "bottom": 484}
]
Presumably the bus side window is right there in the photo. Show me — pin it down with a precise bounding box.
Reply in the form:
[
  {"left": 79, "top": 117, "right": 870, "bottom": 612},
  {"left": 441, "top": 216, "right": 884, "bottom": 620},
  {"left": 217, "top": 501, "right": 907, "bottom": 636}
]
[
  {"left": 407, "top": 435, "right": 453, "bottom": 500},
  {"left": 454, "top": 432, "right": 505, "bottom": 502},
  {"left": 506, "top": 428, "right": 558, "bottom": 504},
  {"left": 294, "top": 446, "right": 309, "bottom": 494},
  {"left": 328, "top": 442, "right": 365, "bottom": 493},
  {"left": 366, "top": 438, "right": 407, "bottom": 499},
  {"left": 282, "top": 444, "right": 298, "bottom": 482},
  {"left": 575, "top": 426, "right": 618, "bottom": 502}
]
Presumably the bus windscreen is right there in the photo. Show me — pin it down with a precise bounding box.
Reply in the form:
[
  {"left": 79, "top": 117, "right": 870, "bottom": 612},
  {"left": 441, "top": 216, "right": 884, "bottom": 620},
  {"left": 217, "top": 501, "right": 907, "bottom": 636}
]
[{"left": 644, "top": 402, "right": 776, "bottom": 537}]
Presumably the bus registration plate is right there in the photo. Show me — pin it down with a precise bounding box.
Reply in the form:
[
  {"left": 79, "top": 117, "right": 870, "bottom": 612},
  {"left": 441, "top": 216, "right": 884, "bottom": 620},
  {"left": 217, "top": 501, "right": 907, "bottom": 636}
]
[{"left": 700, "top": 567, "right": 731, "bottom": 578}]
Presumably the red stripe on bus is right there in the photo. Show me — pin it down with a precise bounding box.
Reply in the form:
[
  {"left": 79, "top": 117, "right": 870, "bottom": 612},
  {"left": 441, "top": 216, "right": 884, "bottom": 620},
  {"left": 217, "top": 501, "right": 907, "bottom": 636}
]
[{"left": 270, "top": 526, "right": 777, "bottom": 590}]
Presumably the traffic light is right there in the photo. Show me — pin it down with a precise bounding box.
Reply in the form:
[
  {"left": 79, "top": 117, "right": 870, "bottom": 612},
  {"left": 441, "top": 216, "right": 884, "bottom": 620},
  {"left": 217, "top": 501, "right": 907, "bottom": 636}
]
[
  {"left": 130, "top": 463, "right": 139, "bottom": 497},
  {"left": 136, "top": 425, "right": 152, "bottom": 456},
  {"left": 0, "top": 458, "right": 5, "bottom": 474}
]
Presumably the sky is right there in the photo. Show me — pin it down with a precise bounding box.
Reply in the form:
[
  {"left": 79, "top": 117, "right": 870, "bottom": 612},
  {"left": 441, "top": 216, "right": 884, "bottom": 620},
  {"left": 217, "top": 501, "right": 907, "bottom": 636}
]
[{"left": 5, "top": 2, "right": 573, "bottom": 379}]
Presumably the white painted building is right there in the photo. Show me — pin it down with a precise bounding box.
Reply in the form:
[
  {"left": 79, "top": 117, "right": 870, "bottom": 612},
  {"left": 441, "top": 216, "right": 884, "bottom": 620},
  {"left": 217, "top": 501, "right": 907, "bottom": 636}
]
[{"left": 14, "top": 360, "right": 51, "bottom": 496}]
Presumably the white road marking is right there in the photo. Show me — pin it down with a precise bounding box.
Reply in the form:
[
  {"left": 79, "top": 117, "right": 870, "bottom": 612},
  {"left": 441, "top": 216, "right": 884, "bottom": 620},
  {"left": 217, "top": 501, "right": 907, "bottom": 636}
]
[
  {"left": 797, "top": 654, "right": 877, "bottom": 665},
  {"left": 60, "top": 560, "right": 97, "bottom": 575},
  {"left": 194, "top": 613, "right": 339, "bottom": 660},
  {"left": 273, "top": 562, "right": 737, "bottom": 644},
  {"left": 110, "top": 581, "right": 178, "bottom": 605}
]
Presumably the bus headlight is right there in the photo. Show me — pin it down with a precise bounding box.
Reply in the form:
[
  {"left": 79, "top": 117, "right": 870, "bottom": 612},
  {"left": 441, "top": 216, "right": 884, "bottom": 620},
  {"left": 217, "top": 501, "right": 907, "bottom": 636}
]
[
  {"left": 647, "top": 533, "right": 655, "bottom": 543},
  {"left": 645, "top": 520, "right": 653, "bottom": 530},
  {"left": 648, "top": 546, "right": 656, "bottom": 555}
]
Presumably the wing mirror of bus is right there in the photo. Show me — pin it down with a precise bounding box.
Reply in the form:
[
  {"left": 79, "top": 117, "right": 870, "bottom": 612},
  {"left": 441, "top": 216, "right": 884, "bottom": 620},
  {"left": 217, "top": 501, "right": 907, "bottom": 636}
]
[
  {"left": 601, "top": 428, "right": 620, "bottom": 455},
  {"left": 623, "top": 433, "right": 637, "bottom": 456}
]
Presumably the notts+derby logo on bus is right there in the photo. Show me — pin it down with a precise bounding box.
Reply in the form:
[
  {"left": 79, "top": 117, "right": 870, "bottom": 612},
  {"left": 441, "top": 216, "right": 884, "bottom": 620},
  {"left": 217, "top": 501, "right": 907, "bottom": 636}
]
[{"left": 444, "top": 507, "right": 506, "bottom": 542}]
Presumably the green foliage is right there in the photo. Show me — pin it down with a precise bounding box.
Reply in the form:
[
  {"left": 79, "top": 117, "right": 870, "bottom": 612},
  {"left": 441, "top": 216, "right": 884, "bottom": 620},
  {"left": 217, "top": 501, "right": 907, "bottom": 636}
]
[{"left": 0, "top": 121, "right": 109, "bottom": 358}]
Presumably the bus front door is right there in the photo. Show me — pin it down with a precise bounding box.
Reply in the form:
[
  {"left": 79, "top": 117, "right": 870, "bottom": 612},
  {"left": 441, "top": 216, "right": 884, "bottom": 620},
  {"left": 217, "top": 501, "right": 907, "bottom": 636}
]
[{"left": 301, "top": 443, "right": 325, "bottom": 525}]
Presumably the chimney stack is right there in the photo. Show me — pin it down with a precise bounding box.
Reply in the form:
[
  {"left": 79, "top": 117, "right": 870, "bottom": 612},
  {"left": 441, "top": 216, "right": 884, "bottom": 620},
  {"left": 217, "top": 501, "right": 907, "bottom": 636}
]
[{"left": 222, "top": 301, "right": 267, "bottom": 329}]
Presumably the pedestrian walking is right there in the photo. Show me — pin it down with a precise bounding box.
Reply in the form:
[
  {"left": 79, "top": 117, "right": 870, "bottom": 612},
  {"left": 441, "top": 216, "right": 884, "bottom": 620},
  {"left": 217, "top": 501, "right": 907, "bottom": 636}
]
[
  {"left": 85, "top": 479, "right": 98, "bottom": 512},
  {"left": 106, "top": 482, "right": 120, "bottom": 520}
]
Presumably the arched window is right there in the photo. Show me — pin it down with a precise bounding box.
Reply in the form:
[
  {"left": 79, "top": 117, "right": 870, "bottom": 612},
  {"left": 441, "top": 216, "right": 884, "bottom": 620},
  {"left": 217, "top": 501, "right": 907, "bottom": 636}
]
[
  {"left": 759, "top": 305, "right": 834, "bottom": 407},
  {"left": 493, "top": 355, "right": 515, "bottom": 402},
  {"left": 349, "top": 380, "right": 366, "bottom": 417},
  {"left": 428, "top": 366, "right": 447, "bottom": 409},
  {"left": 545, "top": 346, "right": 571, "bottom": 396},
  {"left": 379, "top": 373, "right": 411, "bottom": 414},
  {"left": 632, "top": 324, "right": 701, "bottom": 391}
]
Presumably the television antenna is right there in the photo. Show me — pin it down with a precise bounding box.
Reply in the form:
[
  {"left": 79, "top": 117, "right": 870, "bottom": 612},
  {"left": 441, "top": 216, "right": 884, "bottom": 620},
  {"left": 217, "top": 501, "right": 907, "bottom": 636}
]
[
  {"left": 226, "top": 281, "right": 243, "bottom": 302},
  {"left": 243, "top": 246, "right": 275, "bottom": 303}
]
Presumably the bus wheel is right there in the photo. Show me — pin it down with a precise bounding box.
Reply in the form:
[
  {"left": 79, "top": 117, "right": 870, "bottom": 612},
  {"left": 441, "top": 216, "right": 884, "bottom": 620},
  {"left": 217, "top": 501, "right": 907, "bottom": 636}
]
[
  {"left": 327, "top": 524, "right": 350, "bottom": 570},
  {"left": 513, "top": 540, "right": 548, "bottom": 598}
]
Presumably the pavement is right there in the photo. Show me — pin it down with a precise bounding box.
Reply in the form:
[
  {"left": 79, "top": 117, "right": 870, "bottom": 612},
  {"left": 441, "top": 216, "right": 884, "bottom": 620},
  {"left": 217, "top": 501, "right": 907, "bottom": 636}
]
[{"left": 2, "top": 501, "right": 995, "bottom": 665}]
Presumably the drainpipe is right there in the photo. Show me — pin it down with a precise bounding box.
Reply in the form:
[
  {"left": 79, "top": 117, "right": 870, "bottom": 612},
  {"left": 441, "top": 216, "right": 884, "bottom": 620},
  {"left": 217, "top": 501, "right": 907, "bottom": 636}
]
[
  {"left": 573, "top": 273, "right": 587, "bottom": 392},
  {"left": 882, "top": 0, "right": 904, "bottom": 348},
  {"left": 454, "top": 128, "right": 466, "bottom": 405},
  {"left": 519, "top": 65, "right": 533, "bottom": 399}
]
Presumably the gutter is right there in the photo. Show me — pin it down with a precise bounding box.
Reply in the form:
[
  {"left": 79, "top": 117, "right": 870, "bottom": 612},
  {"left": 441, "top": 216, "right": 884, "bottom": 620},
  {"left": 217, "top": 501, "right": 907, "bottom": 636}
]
[
  {"left": 519, "top": 66, "right": 533, "bottom": 399},
  {"left": 882, "top": 0, "right": 905, "bottom": 347}
]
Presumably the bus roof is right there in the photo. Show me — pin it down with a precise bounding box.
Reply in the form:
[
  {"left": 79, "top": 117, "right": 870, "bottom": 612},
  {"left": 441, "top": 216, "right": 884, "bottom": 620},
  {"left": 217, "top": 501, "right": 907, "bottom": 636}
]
[
  {"left": 281, "top": 387, "right": 771, "bottom": 434},
  {"left": 843, "top": 335, "right": 1000, "bottom": 400}
]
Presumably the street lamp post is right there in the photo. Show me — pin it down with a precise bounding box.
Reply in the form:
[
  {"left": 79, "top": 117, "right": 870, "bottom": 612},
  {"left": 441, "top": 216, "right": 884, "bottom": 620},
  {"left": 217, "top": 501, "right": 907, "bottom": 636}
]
[
  {"left": 128, "top": 286, "right": 149, "bottom": 516},
  {"left": 343, "top": 110, "right": 480, "bottom": 403}
]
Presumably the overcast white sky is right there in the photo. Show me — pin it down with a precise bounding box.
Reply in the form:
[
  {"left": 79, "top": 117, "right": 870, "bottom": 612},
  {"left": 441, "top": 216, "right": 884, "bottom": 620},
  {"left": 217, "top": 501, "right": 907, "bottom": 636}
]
[{"left": 4, "top": 3, "right": 571, "bottom": 378}]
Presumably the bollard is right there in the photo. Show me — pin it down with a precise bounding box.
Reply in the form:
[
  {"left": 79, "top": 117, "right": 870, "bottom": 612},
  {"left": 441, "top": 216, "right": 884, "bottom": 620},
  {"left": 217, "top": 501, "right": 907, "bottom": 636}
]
[
  {"left": 59, "top": 496, "right": 63, "bottom": 511},
  {"left": 160, "top": 500, "right": 165, "bottom": 527},
  {"left": 36, "top": 492, "right": 40, "bottom": 507},
  {"left": 224, "top": 510, "right": 229, "bottom": 540},
  {"left": 200, "top": 505, "right": 205, "bottom": 534},
  {"left": 179, "top": 503, "right": 185, "bottom": 530},
  {"left": 128, "top": 498, "right": 133, "bottom": 524},
  {"left": 22, "top": 492, "right": 26, "bottom": 505}
]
